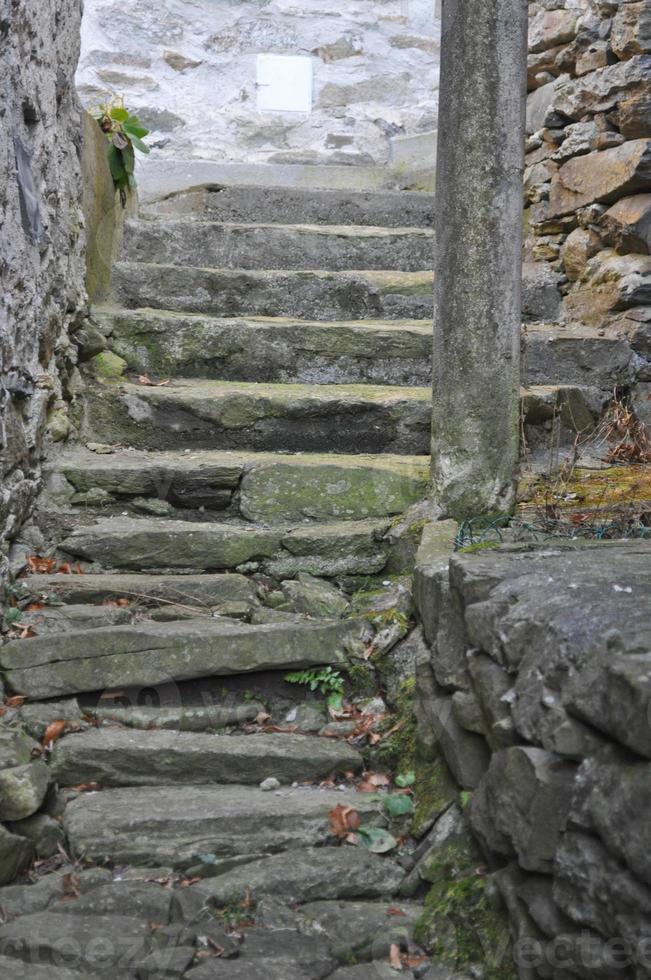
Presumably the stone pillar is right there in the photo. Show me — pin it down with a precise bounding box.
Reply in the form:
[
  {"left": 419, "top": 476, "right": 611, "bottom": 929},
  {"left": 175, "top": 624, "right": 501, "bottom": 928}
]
[{"left": 431, "top": 0, "right": 528, "bottom": 517}]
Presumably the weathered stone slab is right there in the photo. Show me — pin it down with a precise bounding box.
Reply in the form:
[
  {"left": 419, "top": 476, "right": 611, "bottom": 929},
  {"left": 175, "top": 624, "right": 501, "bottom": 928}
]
[
  {"left": 0, "top": 760, "right": 50, "bottom": 821},
  {"left": 91, "top": 701, "right": 263, "bottom": 732},
  {"left": 0, "top": 912, "right": 150, "bottom": 975},
  {"left": 0, "top": 826, "right": 33, "bottom": 887},
  {"left": 297, "top": 900, "right": 421, "bottom": 963},
  {"left": 83, "top": 378, "right": 432, "bottom": 455},
  {"left": 0, "top": 955, "right": 82, "bottom": 980},
  {"left": 191, "top": 847, "right": 404, "bottom": 905},
  {"left": 102, "top": 307, "right": 434, "bottom": 386},
  {"left": 470, "top": 746, "right": 576, "bottom": 873},
  {"left": 548, "top": 139, "right": 651, "bottom": 218},
  {"left": 59, "top": 517, "right": 283, "bottom": 570},
  {"left": 611, "top": 2, "right": 651, "bottom": 60},
  {"left": 26, "top": 570, "right": 256, "bottom": 610},
  {"left": 186, "top": 958, "right": 312, "bottom": 980},
  {"left": 1, "top": 617, "right": 363, "bottom": 699},
  {"left": 123, "top": 219, "right": 435, "bottom": 272},
  {"left": 65, "top": 785, "right": 384, "bottom": 867},
  {"left": 149, "top": 185, "right": 437, "bottom": 229},
  {"left": 524, "top": 323, "right": 636, "bottom": 390},
  {"left": 51, "top": 880, "right": 173, "bottom": 921},
  {"left": 113, "top": 263, "right": 436, "bottom": 322},
  {"left": 601, "top": 192, "right": 651, "bottom": 254},
  {"left": 50, "top": 729, "right": 362, "bottom": 787},
  {"left": 239, "top": 455, "right": 430, "bottom": 522}
]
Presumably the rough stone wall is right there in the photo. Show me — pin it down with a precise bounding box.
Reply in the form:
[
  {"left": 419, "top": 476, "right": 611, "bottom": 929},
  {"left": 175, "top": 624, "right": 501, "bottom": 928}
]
[
  {"left": 414, "top": 528, "right": 651, "bottom": 979},
  {"left": 76, "top": 0, "right": 440, "bottom": 171},
  {"left": 525, "top": 0, "right": 651, "bottom": 428},
  {"left": 0, "top": 0, "right": 87, "bottom": 578}
]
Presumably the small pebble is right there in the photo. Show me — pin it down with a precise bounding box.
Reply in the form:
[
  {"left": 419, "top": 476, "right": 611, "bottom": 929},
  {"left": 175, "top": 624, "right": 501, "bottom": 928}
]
[{"left": 260, "top": 777, "right": 281, "bottom": 792}]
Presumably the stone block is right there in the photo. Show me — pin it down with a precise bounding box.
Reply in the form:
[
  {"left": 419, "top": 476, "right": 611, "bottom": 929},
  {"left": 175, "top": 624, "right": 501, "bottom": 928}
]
[
  {"left": 548, "top": 139, "right": 651, "bottom": 218},
  {"left": 611, "top": 1, "right": 651, "bottom": 60},
  {"left": 470, "top": 746, "right": 577, "bottom": 873},
  {"left": 564, "top": 249, "right": 651, "bottom": 324},
  {"left": 529, "top": 9, "right": 578, "bottom": 54},
  {"left": 601, "top": 192, "right": 651, "bottom": 253}
]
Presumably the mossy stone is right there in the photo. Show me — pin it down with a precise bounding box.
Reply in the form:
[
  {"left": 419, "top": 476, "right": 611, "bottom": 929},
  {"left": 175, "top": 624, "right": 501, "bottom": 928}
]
[{"left": 90, "top": 350, "right": 127, "bottom": 379}]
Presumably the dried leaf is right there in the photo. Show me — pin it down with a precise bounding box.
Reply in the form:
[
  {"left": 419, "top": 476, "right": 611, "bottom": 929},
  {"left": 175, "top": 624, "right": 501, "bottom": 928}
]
[
  {"left": 389, "top": 943, "right": 403, "bottom": 970},
  {"left": 255, "top": 711, "right": 271, "bottom": 725},
  {"left": 72, "top": 782, "right": 102, "bottom": 793},
  {"left": 138, "top": 375, "right": 170, "bottom": 387},
  {"left": 42, "top": 720, "right": 67, "bottom": 746},
  {"left": 262, "top": 724, "right": 297, "bottom": 734},
  {"left": 329, "top": 803, "right": 361, "bottom": 839},
  {"left": 58, "top": 563, "right": 73, "bottom": 575},
  {"left": 387, "top": 907, "right": 407, "bottom": 918},
  {"left": 62, "top": 872, "right": 80, "bottom": 897},
  {"left": 25, "top": 603, "right": 45, "bottom": 612},
  {"left": 26, "top": 555, "right": 57, "bottom": 574},
  {"left": 5, "top": 696, "right": 25, "bottom": 708}
]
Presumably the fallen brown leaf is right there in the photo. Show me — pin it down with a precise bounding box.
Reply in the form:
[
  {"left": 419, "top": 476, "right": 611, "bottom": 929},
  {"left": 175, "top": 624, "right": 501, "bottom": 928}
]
[
  {"left": 26, "top": 555, "right": 57, "bottom": 574},
  {"left": 5, "top": 696, "right": 25, "bottom": 708},
  {"left": 255, "top": 711, "right": 272, "bottom": 725},
  {"left": 58, "top": 563, "right": 73, "bottom": 575},
  {"left": 329, "top": 803, "right": 361, "bottom": 839},
  {"left": 387, "top": 907, "right": 407, "bottom": 917},
  {"left": 62, "top": 872, "right": 80, "bottom": 897},
  {"left": 25, "top": 602, "right": 45, "bottom": 612},
  {"left": 138, "top": 375, "right": 170, "bottom": 387},
  {"left": 42, "top": 720, "right": 67, "bottom": 746},
  {"left": 72, "top": 782, "right": 103, "bottom": 793},
  {"left": 389, "top": 943, "right": 403, "bottom": 970}
]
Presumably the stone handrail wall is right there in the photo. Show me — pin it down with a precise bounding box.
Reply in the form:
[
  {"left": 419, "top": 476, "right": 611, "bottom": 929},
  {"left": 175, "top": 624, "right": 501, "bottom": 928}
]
[
  {"left": 0, "top": 0, "right": 87, "bottom": 580},
  {"left": 525, "top": 0, "right": 651, "bottom": 430},
  {"left": 414, "top": 525, "right": 651, "bottom": 979}
]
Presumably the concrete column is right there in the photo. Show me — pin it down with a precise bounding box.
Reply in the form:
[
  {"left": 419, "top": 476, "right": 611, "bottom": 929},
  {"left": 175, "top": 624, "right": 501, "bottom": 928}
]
[{"left": 431, "top": 0, "right": 528, "bottom": 517}]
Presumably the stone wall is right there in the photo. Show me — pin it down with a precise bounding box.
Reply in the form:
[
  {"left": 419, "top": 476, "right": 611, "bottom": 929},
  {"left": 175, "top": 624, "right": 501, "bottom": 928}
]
[
  {"left": 76, "top": 0, "right": 440, "bottom": 173},
  {"left": 525, "top": 0, "right": 651, "bottom": 428},
  {"left": 413, "top": 527, "right": 651, "bottom": 979},
  {"left": 0, "top": 0, "right": 87, "bottom": 581}
]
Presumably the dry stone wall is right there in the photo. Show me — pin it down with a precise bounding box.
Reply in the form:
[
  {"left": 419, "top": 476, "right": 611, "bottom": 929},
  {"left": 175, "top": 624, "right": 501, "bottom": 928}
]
[
  {"left": 414, "top": 528, "right": 651, "bottom": 980},
  {"left": 76, "top": 0, "right": 440, "bottom": 172},
  {"left": 0, "top": 0, "right": 87, "bottom": 582},
  {"left": 525, "top": 0, "right": 651, "bottom": 429}
]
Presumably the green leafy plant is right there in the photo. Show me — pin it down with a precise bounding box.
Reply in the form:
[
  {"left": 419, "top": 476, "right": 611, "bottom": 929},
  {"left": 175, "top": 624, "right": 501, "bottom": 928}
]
[
  {"left": 95, "top": 97, "right": 150, "bottom": 205},
  {"left": 383, "top": 792, "right": 415, "bottom": 818},
  {"left": 395, "top": 770, "right": 416, "bottom": 788},
  {"left": 285, "top": 666, "right": 345, "bottom": 710},
  {"left": 356, "top": 826, "right": 398, "bottom": 853}
]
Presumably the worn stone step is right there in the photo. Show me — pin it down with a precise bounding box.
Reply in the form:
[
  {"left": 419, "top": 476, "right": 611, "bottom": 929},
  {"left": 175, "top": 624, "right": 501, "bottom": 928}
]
[
  {"left": 64, "top": 784, "right": 385, "bottom": 867},
  {"left": 50, "top": 729, "right": 363, "bottom": 788},
  {"left": 100, "top": 307, "right": 433, "bottom": 386},
  {"left": 24, "top": 571, "right": 257, "bottom": 611},
  {"left": 182, "top": 847, "right": 404, "bottom": 905},
  {"left": 0, "top": 616, "right": 364, "bottom": 700},
  {"left": 123, "top": 219, "right": 435, "bottom": 272},
  {"left": 56, "top": 516, "right": 389, "bottom": 575},
  {"left": 83, "top": 378, "right": 432, "bottom": 454},
  {"left": 99, "top": 308, "right": 636, "bottom": 391},
  {"left": 112, "top": 261, "right": 559, "bottom": 323},
  {"left": 144, "top": 184, "right": 437, "bottom": 228},
  {"left": 113, "top": 263, "right": 435, "bottom": 321},
  {"left": 52, "top": 447, "right": 430, "bottom": 521},
  {"left": 83, "top": 377, "right": 599, "bottom": 455}
]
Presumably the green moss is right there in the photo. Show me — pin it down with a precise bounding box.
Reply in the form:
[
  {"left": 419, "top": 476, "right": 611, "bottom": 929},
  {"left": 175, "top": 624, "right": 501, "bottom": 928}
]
[
  {"left": 415, "top": 859, "right": 516, "bottom": 979},
  {"left": 90, "top": 350, "right": 127, "bottom": 379},
  {"left": 457, "top": 541, "right": 503, "bottom": 555},
  {"left": 372, "top": 676, "right": 417, "bottom": 773},
  {"left": 411, "top": 755, "right": 458, "bottom": 839}
]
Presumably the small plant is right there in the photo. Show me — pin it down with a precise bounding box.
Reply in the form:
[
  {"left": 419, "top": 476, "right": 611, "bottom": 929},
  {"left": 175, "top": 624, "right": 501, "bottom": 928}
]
[
  {"left": 95, "top": 97, "right": 150, "bottom": 205},
  {"left": 285, "top": 666, "right": 345, "bottom": 710}
]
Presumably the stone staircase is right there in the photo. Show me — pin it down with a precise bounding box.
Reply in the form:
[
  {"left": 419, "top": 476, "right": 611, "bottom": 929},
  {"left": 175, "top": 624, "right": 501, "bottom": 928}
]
[{"left": 0, "top": 183, "right": 634, "bottom": 979}]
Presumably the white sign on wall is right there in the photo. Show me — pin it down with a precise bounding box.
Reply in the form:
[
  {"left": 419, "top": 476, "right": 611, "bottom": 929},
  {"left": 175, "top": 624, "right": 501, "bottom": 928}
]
[{"left": 256, "top": 54, "right": 313, "bottom": 113}]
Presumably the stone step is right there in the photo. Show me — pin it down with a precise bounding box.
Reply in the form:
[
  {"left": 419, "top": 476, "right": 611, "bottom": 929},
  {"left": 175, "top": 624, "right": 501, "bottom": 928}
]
[
  {"left": 100, "top": 307, "right": 637, "bottom": 391},
  {"left": 83, "top": 377, "right": 600, "bottom": 455},
  {"left": 100, "top": 308, "right": 433, "bottom": 386},
  {"left": 123, "top": 219, "right": 435, "bottom": 272},
  {"left": 113, "top": 263, "right": 435, "bottom": 321},
  {"left": 64, "top": 784, "right": 386, "bottom": 867},
  {"left": 112, "top": 261, "right": 560, "bottom": 323},
  {"left": 52, "top": 447, "right": 430, "bottom": 521},
  {"left": 83, "top": 378, "right": 432, "bottom": 454},
  {"left": 50, "top": 729, "right": 363, "bottom": 788},
  {"left": 56, "top": 516, "right": 390, "bottom": 575},
  {"left": 0, "top": 616, "right": 365, "bottom": 700},
  {"left": 24, "top": 571, "right": 257, "bottom": 611},
  {"left": 143, "top": 184, "right": 437, "bottom": 228}
]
